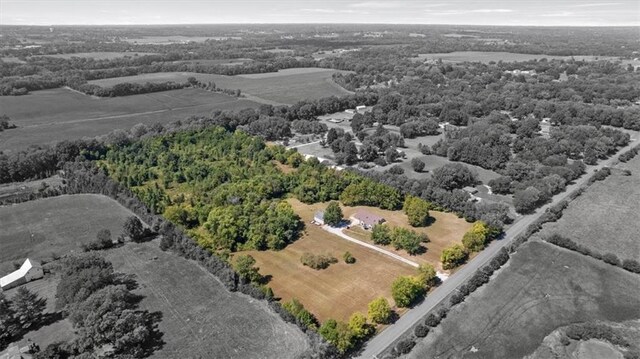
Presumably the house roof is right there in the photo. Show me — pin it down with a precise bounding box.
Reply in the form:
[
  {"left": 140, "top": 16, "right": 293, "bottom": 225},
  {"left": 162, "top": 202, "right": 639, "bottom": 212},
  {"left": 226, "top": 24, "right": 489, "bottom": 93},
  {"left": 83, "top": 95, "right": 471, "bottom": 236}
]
[
  {"left": 0, "top": 259, "right": 34, "bottom": 288},
  {"left": 314, "top": 211, "right": 324, "bottom": 219},
  {"left": 353, "top": 210, "right": 385, "bottom": 226}
]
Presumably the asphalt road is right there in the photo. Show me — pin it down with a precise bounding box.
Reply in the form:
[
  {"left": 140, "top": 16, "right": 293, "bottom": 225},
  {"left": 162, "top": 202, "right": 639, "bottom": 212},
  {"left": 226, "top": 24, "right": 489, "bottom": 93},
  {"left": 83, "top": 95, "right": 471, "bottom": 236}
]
[{"left": 356, "top": 140, "right": 637, "bottom": 359}]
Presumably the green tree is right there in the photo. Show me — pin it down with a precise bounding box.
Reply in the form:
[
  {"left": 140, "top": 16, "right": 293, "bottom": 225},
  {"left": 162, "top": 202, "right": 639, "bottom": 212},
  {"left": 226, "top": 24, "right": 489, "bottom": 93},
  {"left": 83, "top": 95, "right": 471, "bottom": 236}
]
[
  {"left": 56, "top": 253, "right": 116, "bottom": 309},
  {"left": 233, "top": 254, "right": 262, "bottom": 283},
  {"left": 348, "top": 312, "right": 372, "bottom": 339},
  {"left": 323, "top": 201, "right": 343, "bottom": 227},
  {"left": 441, "top": 244, "right": 469, "bottom": 270},
  {"left": 391, "top": 276, "right": 424, "bottom": 308},
  {"left": 96, "top": 229, "right": 112, "bottom": 248},
  {"left": 411, "top": 158, "right": 425, "bottom": 172},
  {"left": 367, "top": 297, "right": 391, "bottom": 324},
  {"left": 0, "top": 293, "right": 19, "bottom": 347},
  {"left": 371, "top": 224, "right": 391, "bottom": 245},
  {"left": 282, "top": 298, "right": 318, "bottom": 330},
  {"left": 403, "top": 196, "right": 431, "bottom": 227},
  {"left": 417, "top": 263, "right": 437, "bottom": 288},
  {"left": 343, "top": 251, "right": 356, "bottom": 264},
  {"left": 390, "top": 227, "right": 427, "bottom": 255},
  {"left": 462, "top": 221, "right": 491, "bottom": 252},
  {"left": 318, "top": 319, "right": 355, "bottom": 353},
  {"left": 11, "top": 287, "right": 47, "bottom": 329}
]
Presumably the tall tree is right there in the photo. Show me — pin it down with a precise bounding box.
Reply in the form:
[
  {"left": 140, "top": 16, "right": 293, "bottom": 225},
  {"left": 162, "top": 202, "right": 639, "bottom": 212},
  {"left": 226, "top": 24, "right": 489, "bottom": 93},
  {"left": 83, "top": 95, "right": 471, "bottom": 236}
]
[
  {"left": 11, "top": 287, "right": 47, "bottom": 330},
  {"left": 323, "top": 201, "right": 343, "bottom": 227}
]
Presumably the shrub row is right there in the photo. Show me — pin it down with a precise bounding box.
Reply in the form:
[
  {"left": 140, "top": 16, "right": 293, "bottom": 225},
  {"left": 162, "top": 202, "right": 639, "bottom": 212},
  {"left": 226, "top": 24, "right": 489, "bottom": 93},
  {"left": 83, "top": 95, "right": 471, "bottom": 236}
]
[
  {"left": 618, "top": 146, "right": 640, "bottom": 163},
  {"left": 545, "top": 233, "right": 640, "bottom": 274}
]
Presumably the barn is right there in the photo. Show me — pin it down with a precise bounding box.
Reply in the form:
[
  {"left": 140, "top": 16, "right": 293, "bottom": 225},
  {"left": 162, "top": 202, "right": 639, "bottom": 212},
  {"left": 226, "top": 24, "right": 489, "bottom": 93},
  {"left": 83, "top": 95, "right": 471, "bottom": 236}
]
[{"left": 0, "top": 259, "right": 44, "bottom": 291}]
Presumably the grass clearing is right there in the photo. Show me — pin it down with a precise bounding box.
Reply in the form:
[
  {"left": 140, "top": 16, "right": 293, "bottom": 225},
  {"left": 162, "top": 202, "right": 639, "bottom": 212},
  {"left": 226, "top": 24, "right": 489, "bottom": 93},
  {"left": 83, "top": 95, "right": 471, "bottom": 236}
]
[
  {"left": 87, "top": 68, "right": 353, "bottom": 105},
  {"left": 535, "top": 155, "right": 640, "bottom": 261},
  {"left": 408, "top": 241, "right": 640, "bottom": 359},
  {"left": 105, "top": 241, "right": 310, "bottom": 358},
  {"left": 241, "top": 198, "right": 417, "bottom": 322},
  {"left": 0, "top": 194, "right": 134, "bottom": 274},
  {"left": 0, "top": 88, "right": 260, "bottom": 151},
  {"left": 39, "top": 52, "right": 158, "bottom": 59}
]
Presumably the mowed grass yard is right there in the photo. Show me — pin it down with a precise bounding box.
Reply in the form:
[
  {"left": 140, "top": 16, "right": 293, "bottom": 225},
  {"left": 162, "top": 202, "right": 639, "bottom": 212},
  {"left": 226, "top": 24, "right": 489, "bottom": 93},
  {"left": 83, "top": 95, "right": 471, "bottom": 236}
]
[
  {"left": 0, "top": 88, "right": 260, "bottom": 151},
  {"left": 105, "top": 241, "right": 310, "bottom": 359},
  {"left": 0, "top": 194, "right": 133, "bottom": 274},
  {"left": 339, "top": 205, "right": 472, "bottom": 270},
  {"left": 87, "top": 68, "right": 354, "bottom": 105},
  {"left": 408, "top": 241, "right": 640, "bottom": 359},
  {"left": 534, "top": 155, "right": 640, "bottom": 261},
  {"left": 242, "top": 198, "right": 417, "bottom": 322},
  {"left": 0, "top": 194, "right": 310, "bottom": 358}
]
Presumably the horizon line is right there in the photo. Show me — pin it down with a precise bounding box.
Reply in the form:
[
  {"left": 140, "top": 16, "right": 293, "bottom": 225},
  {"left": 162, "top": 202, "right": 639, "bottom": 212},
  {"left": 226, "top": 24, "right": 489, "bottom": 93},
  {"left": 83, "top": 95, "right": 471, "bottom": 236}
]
[{"left": 1, "top": 22, "right": 639, "bottom": 27}]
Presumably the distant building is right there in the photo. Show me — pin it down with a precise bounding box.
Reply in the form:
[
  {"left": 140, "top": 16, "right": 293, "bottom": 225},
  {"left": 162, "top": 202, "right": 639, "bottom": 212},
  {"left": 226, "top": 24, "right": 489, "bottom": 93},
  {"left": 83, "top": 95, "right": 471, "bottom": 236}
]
[
  {"left": 0, "top": 259, "right": 44, "bottom": 291},
  {"left": 351, "top": 210, "right": 385, "bottom": 230},
  {"left": 356, "top": 105, "right": 366, "bottom": 112},
  {"left": 313, "top": 211, "right": 325, "bottom": 225},
  {"left": 463, "top": 186, "right": 478, "bottom": 194}
]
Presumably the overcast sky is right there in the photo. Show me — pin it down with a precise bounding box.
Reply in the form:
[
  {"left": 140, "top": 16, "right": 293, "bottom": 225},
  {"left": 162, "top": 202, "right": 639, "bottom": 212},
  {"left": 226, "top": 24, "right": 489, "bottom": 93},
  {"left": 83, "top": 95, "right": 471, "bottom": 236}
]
[{"left": 1, "top": 0, "right": 639, "bottom": 26}]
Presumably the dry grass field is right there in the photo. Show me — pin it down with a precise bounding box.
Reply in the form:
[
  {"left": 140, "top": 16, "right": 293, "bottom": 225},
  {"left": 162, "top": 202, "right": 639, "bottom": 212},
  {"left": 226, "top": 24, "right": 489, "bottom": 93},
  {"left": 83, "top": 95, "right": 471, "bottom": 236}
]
[
  {"left": 105, "top": 241, "right": 310, "bottom": 359},
  {"left": 0, "top": 88, "right": 260, "bottom": 151},
  {"left": 242, "top": 198, "right": 417, "bottom": 322},
  {"left": 535, "top": 155, "right": 640, "bottom": 261},
  {"left": 87, "top": 68, "right": 354, "bottom": 105},
  {"left": 0, "top": 194, "right": 134, "bottom": 274},
  {"left": 411, "top": 51, "right": 621, "bottom": 63},
  {"left": 408, "top": 241, "right": 640, "bottom": 359},
  {"left": 339, "top": 205, "right": 473, "bottom": 270}
]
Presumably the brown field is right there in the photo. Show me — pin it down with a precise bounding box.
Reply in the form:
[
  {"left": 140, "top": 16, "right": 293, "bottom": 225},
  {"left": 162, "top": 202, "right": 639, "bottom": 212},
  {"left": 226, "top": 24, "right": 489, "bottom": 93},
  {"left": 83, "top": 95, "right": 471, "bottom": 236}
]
[
  {"left": 241, "top": 198, "right": 417, "bottom": 322},
  {"left": 409, "top": 241, "right": 640, "bottom": 359},
  {"left": 0, "top": 88, "right": 260, "bottom": 151},
  {"left": 39, "top": 52, "right": 158, "bottom": 59},
  {"left": 535, "top": 155, "right": 640, "bottom": 261},
  {"left": 340, "top": 205, "right": 473, "bottom": 270},
  {"left": 0, "top": 194, "right": 134, "bottom": 274},
  {"left": 87, "top": 68, "right": 354, "bottom": 105}
]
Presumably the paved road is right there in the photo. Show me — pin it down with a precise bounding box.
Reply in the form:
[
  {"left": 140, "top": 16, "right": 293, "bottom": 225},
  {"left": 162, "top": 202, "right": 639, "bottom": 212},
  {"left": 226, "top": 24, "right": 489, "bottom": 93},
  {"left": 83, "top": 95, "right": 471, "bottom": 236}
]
[{"left": 356, "top": 140, "right": 637, "bottom": 359}]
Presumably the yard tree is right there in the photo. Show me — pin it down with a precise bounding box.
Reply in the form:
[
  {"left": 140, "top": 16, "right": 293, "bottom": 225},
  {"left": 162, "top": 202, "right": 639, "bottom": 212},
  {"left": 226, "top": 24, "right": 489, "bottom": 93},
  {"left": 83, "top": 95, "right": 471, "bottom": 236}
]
[
  {"left": 391, "top": 276, "right": 424, "bottom": 308},
  {"left": 56, "top": 253, "right": 116, "bottom": 309},
  {"left": 283, "top": 298, "right": 318, "bottom": 330},
  {"left": 441, "top": 244, "right": 469, "bottom": 270},
  {"left": 323, "top": 201, "right": 343, "bottom": 227},
  {"left": 233, "top": 254, "right": 261, "bottom": 284},
  {"left": 68, "top": 285, "right": 137, "bottom": 328},
  {"left": 348, "top": 312, "right": 372, "bottom": 339},
  {"left": 11, "top": 287, "right": 47, "bottom": 329},
  {"left": 431, "top": 163, "right": 477, "bottom": 190},
  {"left": 403, "top": 196, "right": 431, "bottom": 227},
  {"left": 123, "top": 216, "right": 145, "bottom": 242},
  {"left": 411, "top": 158, "right": 425, "bottom": 172},
  {"left": 95, "top": 228, "right": 113, "bottom": 249},
  {"left": 343, "top": 251, "right": 356, "bottom": 264},
  {"left": 0, "top": 293, "right": 19, "bottom": 346},
  {"left": 371, "top": 224, "right": 391, "bottom": 245},
  {"left": 417, "top": 263, "right": 438, "bottom": 288},
  {"left": 367, "top": 297, "right": 391, "bottom": 324},
  {"left": 390, "top": 227, "right": 427, "bottom": 255},
  {"left": 318, "top": 319, "right": 355, "bottom": 353},
  {"left": 462, "top": 221, "right": 491, "bottom": 252}
]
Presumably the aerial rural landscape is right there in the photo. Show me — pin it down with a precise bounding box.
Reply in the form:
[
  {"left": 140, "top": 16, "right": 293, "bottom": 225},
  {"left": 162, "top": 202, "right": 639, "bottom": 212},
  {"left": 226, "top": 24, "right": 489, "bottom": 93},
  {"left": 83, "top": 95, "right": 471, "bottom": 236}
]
[{"left": 1, "top": 1, "right": 639, "bottom": 358}]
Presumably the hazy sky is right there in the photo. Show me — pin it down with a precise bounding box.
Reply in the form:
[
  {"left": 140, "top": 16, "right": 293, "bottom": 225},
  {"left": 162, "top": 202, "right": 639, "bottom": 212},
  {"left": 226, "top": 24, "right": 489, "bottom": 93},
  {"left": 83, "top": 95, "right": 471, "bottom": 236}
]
[{"left": 1, "top": 0, "right": 639, "bottom": 26}]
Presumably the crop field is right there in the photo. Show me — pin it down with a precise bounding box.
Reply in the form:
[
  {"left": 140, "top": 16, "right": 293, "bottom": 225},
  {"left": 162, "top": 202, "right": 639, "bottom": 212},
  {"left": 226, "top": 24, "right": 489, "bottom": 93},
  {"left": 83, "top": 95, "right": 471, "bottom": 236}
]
[
  {"left": 534, "top": 155, "right": 640, "bottom": 261},
  {"left": 408, "top": 241, "right": 640, "bottom": 359},
  {"left": 87, "top": 68, "right": 354, "bottom": 104},
  {"left": 339, "top": 205, "right": 472, "bottom": 270},
  {"left": 0, "top": 194, "right": 134, "bottom": 274},
  {"left": 39, "top": 51, "right": 158, "bottom": 59},
  {"left": 411, "top": 51, "right": 621, "bottom": 63},
  {"left": 105, "top": 241, "right": 310, "bottom": 359},
  {"left": 242, "top": 198, "right": 417, "bottom": 322},
  {"left": 0, "top": 88, "right": 260, "bottom": 151}
]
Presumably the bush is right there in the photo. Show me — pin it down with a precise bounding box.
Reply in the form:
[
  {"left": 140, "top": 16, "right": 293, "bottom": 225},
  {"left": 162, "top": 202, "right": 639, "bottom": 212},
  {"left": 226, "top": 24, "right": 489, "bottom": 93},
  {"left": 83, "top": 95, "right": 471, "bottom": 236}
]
[
  {"left": 441, "top": 244, "right": 468, "bottom": 270},
  {"left": 368, "top": 297, "right": 391, "bottom": 324},
  {"left": 343, "top": 251, "right": 356, "bottom": 264},
  {"left": 414, "top": 324, "right": 429, "bottom": 338},
  {"left": 395, "top": 339, "right": 416, "bottom": 354},
  {"left": 301, "top": 253, "right": 338, "bottom": 270},
  {"left": 622, "top": 259, "right": 640, "bottom": 273},
  {"left": 450, "top": 293, "right": 464, "bottom": 305},
  {"left": 391, "top": 276, "right": 424, "bottom": 308},
  {"left": 82, "top": 229, "right": 114, "bottom": 251},
  {"left": 424, "top": 313, "right": 440, "bottom": 327},
  {"left": 411, "top": 158, "right": 425, "bottom": 172},
  {"left": 602, "top": 253, "right": 620, "bottom": 266},
  {"left": 387, "top": 165, "right": 404, "bottom": 175}
]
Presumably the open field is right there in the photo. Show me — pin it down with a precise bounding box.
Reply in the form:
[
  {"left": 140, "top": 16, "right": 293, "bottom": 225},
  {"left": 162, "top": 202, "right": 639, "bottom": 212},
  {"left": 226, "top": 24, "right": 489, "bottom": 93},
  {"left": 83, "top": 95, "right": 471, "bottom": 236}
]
[
  {"left": 39, "top": 52, "right": 158, "bottom": 59},
  {"left": 242, "top": 198, "right": 417, "bottom": 322},
  {"left": 339, "top": 205, "right": 473, "bottom": 270},
  {"left": 0, "top": 88, "right": 260, "bottom": 151},
  {"left": 534, "top": 155, "right": 640, "bottom": 261},
  {"left": 411, "top": 51, "right": 623, "bottom": 64},
  {"left": 87, "top": 68, "right": 354, "bottom": 104},
  {"left": 408, "top": 241, "right": 640, "bottom": 359},
  {"left": 123, "top": 36, "right": 240, "bottom": 44},
  {"left": 105, "top": 241, "right": 310, "bottom": 359},
  {"left": 0, "top": 194, "right": 133, "bottom": 274}
]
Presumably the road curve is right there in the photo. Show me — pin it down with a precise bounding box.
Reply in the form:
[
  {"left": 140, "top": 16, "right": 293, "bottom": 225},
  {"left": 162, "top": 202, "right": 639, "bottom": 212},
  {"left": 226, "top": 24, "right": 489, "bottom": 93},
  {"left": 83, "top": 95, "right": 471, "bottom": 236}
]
[{"left": 355, "top": 139, "right": 637, "bottom": 359}]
